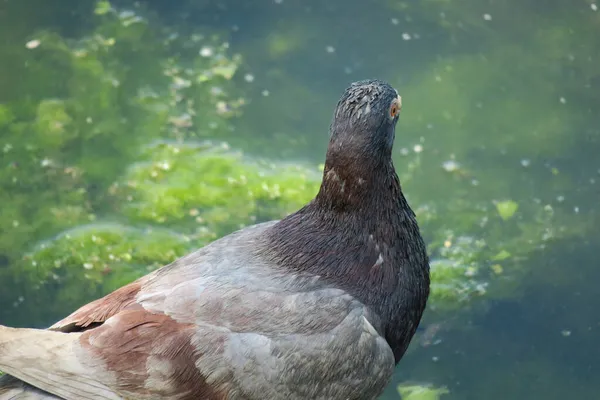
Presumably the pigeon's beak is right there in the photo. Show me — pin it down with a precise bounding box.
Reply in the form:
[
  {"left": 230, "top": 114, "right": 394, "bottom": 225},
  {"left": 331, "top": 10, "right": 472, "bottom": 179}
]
[{"left": 397, "top": 95, "right": 402, "bottom": 111}]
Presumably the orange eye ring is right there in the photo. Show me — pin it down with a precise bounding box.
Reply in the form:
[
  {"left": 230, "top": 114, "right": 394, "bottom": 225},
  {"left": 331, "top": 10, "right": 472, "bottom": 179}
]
[{"left": 389, "top": 101, "right": 400, "bottom": 118}]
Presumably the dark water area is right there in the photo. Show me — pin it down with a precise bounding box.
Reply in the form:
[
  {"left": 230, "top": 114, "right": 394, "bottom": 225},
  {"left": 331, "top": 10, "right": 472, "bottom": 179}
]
[{"left": 1, "top": 0, "right": 599, "bottom": 398}]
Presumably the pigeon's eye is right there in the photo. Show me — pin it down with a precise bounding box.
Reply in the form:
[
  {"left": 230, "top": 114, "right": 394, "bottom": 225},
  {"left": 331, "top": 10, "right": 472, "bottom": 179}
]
[{"left": 389, "top": 98, "right": 401, "bottom": 118}]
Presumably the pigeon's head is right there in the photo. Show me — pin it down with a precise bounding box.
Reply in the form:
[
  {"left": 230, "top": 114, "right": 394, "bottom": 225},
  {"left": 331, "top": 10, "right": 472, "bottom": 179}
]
[
  {"left": 317, "top": 80, "right": 403, "bottom": 208},
  {"left": 328, "top": 79, "right": 402, "bottom": 162}
]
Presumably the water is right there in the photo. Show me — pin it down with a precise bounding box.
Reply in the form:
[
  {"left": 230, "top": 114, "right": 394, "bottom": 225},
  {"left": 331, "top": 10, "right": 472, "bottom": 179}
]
[{"left": 0, "top": 1, "right": 598, "bottom": 398}]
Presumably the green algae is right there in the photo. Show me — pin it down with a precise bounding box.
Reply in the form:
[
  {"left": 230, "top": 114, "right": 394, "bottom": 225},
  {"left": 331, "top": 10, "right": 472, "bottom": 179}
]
[
  {"left": 112, "top": 140, "right": 320, "bottom": 237},
  {"left": 0, "top": 1, "right": 243, "bottom": 326},
  {"left": 397, "top": 383, "right": 449, "bottom": 400}
]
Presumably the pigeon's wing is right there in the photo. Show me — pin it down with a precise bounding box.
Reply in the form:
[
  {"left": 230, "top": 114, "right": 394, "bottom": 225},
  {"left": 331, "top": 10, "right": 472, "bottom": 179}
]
[
  {"left": 47, "top": 221, "right": 279, "bottom": 334},
  {"left": 0, "top": 224, "right": 269, "bottom": 400},
  {"left": 0, "top": 306, "right": 227, "bottom": 400},
  {"left": 0, "top": 223, "right": 395, "bottom": 400},
  {"left": 49, "top": 278, "right": 146, "bottom": 332}
]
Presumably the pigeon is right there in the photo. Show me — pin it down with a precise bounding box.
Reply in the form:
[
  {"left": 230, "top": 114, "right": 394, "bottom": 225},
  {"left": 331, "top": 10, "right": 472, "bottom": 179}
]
[{"left": 0, "top": 79, "right": 430, "bottom": 400}]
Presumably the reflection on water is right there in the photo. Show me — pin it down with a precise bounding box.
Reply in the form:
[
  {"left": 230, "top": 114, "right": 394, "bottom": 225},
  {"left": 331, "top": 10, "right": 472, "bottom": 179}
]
[{"left": 1, "top": 0, "right": 598, "bottom": 398}]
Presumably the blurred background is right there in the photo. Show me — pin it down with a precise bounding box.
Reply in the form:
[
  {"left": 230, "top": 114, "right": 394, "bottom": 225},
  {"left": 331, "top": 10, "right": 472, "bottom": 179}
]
[{"left": 0, "top": 1, "right": 598, "bottom": 399}]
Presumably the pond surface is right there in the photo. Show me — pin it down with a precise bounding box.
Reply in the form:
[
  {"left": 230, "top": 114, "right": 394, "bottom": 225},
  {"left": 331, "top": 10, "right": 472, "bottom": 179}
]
[{"left": 1, "top": 1, "right": 598, "bottom": 399}]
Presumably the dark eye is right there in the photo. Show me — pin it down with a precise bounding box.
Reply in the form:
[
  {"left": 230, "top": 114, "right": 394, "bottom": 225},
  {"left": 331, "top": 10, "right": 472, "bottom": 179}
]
[{"left": 389, "top": 101, "right": 400, "bottom": 118}]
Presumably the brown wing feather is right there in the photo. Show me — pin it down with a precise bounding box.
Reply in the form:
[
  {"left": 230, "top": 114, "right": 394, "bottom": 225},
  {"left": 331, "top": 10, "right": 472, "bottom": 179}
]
[
  {"left": 78, "top": 305, "right": 229, "bottom": 399},
  {"left": 49, "top": 279, "right": 145, "bottom": 333}
]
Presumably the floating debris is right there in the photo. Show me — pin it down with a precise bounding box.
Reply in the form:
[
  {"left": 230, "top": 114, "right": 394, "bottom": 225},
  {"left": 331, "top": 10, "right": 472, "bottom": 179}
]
[
  {"left": 496, "top": 200, "right": 519, "bottom": 220},
  {"left": 216, "top": 101, "right": 230, "bottom": 114},
  {"left": 168, "top": 113, "right": 193, "bottom": 128},
  {"left": 94, "top": 0, "right": 112, "bottom": 15},
  {"left": 210, "top": 86, "right": 224, "bottom": 96},
  {"left": 397, "top": 383, "right": 449, "bottom": 400},
  {"left": 25, "top": 39, "right": 41, "bottom": 49},
  {"left": 491, "top": 264, "right": 504, "bottom": 275},
  {"left": 171, "top": 76, "right": 191, "bottom": 90},
  {"left": 199, "top": 46, "right": 214, "bottom": 57},
  {"left": 157, "top": 161, "right": 171, "bottom": 171},
  {"left": 442, "top": 160, "right": 460, "bottom": 172}
]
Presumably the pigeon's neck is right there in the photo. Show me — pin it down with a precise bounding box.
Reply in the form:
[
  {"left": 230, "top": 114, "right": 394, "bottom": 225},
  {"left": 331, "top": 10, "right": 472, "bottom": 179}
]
[
  {"left": 314, "top": 150, "right": 394, "bottom": 211},
  {"left": 263, "top": 159, "right": 430, "bottom": 362}
]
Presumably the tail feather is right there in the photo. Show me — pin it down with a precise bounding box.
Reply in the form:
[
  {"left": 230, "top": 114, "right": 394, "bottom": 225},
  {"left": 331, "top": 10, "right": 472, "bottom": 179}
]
[
  {"left": 0, "top": 326, "right": 119, "bottom": 400},
  {"left": 0, "top": 375, "right": 60, "bottom": 399}
]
